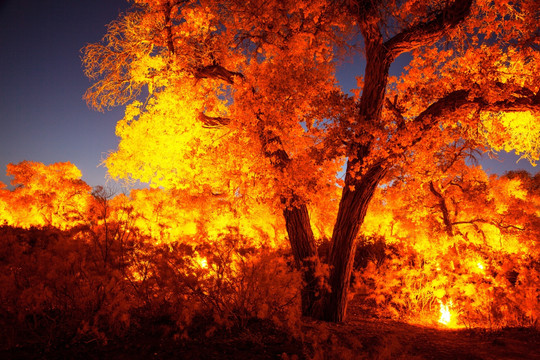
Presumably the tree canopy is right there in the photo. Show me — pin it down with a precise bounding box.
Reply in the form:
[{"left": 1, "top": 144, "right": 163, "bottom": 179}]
[{"left": 83, "top": 0, "right": 540, "bottom": 321}]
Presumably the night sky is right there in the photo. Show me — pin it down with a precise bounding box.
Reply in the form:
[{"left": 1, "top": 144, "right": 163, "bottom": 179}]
[
  {"left": 0, "top": 0, "right": 536, "bottom": 190},
  {"left": 0, "top": 0, "right": 129, "bottom": 188}
]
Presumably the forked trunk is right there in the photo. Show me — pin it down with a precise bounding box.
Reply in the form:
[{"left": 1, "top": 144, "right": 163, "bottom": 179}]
[
  {"left": 283, "top": 161, "right": 387, "bottom": 321},
  {"left": 317, "top": 162, "right": 387, "bottom": 322}
]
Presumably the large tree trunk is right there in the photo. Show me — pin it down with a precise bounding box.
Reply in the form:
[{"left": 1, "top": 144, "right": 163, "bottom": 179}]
[
  {"left": 317, "top": 160, "right": 387, "bottom": 321},
  {"left": 284, "top": 0, "right": 474, "bottom": 323},
  {"left": 301, "top": 20, "right": 392, "bottom": 322},
  {"left": 281, "top": 197, "right": 322, "bottom": 316},
  {"left": 308, "top": 19, "right": 392, "bottom": 322},
  {"left": 258, "top": 123, "right": 324, "bottom": 316}
]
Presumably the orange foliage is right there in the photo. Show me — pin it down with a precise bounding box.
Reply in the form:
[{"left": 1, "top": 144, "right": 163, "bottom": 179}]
[
  {"left": 2, "top": 1, "right": 539, "bottom": 346},
  {"left": 357, "top": 161, "right": 540, "bottom": 328},
  {"left": 0, "top": 162, "right": 302, "bottom": 349},
  {"left": 0, "top": 161, "right": 91, "bottom": 229},
  {"left": 1, "top": 160, "right": 537, "bottom": 332}
]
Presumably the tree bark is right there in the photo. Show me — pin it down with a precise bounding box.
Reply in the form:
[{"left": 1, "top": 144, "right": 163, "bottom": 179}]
[
  {"left": 316, "top": 160, "right": 387, "bottom": 321},
  {"left": 282, "top": 196, "right": 322, "bottom": 316},
  {"left": 308, "top": 14, "right": 392, "bottom": 322},
  {"left": 429, "top": 181, "right": 454, "bottom": 237},
  {"left": 308, "top": 0, "right": 474, "bottom": 323},
  {"left": 259, "top": 0, "right": 476, "bottom": 323},
  {"left": 258, "top": 120, "right": 322, "bottom": 316},
  {"left": 304, "top": 13, "right": 394, "bottom": 322}
]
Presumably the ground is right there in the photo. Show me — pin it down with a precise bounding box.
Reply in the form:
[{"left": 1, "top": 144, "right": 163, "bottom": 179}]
[
  {"left": 302, "top": 316, "right": 540, "bottom": 359},
  {"left": 3, "top": 298, "right": 539, "bottom": 359}
]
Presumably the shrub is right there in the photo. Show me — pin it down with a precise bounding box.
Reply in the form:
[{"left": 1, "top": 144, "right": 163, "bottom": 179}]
[
  {"left": 0, "top": 224, "right": 303, "bottom": 351},
  {"left": 352, "top": 236, "right": 540, "bottom": 329}
]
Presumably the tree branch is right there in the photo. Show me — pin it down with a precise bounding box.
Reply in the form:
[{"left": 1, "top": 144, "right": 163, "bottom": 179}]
[
  {"left": 452, "top": 218, "right": 524, "bottom": 231},
  {"left": 194, "top": 64, "right": 244, "bottom": 84},
  {"left": 256, "top": 113, "right": 291, "bottom": 171},
  {"left": 384, "top": 96, "right": 407, "bottom": 131},
  {"left": 163, "top": 0, "right": 175, "bottom": 55},
  {"left": 386, "top": 84, "right": 540, "bottom": 159},
  {"left": 385, "top": 0, "right": 473, "bottom": 58},
  {"left": 198, "top": 113, "right": 231, "bottom": 128},
  {"left": 429, "top": 181, "right": 454, "bottom": 236}
]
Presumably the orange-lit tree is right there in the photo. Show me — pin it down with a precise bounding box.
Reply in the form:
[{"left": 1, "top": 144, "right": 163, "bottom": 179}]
[
  {"left": 83, "top": 0, "right": 540, "bottom": 321},
  {"left": 358, "top": 153, "right": 540, "bottom": 327},
  {"left": 1, "top": 161, "right": 91, "bottom": 229}
]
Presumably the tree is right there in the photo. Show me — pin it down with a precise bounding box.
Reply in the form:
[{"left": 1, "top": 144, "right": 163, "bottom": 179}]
[
  {"left": 357, "top": 162, "right": 540, "bottom": 327},
  {"left": 2, "top": 161, "right": 91, "bottom": 229},
  {"left": 83, "top": 0, "right": 540, "bottom": 322}
]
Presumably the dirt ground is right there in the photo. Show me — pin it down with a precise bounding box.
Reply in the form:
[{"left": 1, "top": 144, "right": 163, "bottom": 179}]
[
  {"left": 4, "top": 320, "right": 539, "bottom": 359},
  {"left": 3, "top": 300, "right": 539, "bottom": 360},
  {"left": 302, "top": 316, "right": 540, "bottom": 360}
]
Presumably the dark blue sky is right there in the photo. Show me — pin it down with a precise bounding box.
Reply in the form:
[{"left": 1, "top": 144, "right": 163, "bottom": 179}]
[
  {"left": 0, "top": 0, "right": 129, "bottom": 188},
  {"left": 0, "top": 0, "right": 536, "bottom": 189}
]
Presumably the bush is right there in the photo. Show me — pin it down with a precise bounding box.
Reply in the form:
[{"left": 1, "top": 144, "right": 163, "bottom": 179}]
[
  {"left": 352, "top": 236, "right": 540, "bottom": 329},
  {"left": 0, "top": 225, "right": 303, "bottom": 351}
]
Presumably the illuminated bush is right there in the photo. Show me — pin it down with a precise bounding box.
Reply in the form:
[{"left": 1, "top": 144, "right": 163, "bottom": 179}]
[
  {"left": 353, "top": 237, "right": 540, "bottom": 329},
  {"left": 0, "top": 223, "right": 302, "bottom": 350}
]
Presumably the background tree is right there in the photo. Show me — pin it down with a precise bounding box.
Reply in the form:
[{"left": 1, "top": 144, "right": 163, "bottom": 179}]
[
  {"left": 356, "top": 161, "right": 540, "bottom": 327},
  {"left": 2, "top": 161, "right": 91, "bottom": 229},
  {"left": 84, "top": 0, "right": 540, "bottom": 321}
]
